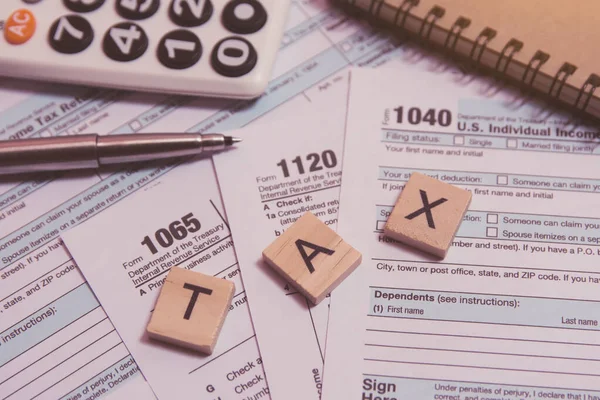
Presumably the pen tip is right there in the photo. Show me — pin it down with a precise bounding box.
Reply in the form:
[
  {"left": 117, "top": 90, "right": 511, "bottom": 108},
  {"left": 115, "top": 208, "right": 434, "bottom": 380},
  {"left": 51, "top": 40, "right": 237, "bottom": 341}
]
[{"left": 225, "top": 136, "right": 243, "bottom": 145}]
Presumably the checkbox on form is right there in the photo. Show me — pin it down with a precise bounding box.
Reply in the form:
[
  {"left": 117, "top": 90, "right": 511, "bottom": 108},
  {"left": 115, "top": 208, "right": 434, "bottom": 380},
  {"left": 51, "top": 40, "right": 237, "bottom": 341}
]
[
  {"left": 497, "top": 175, "right": 508, "bottom": 185},
  {"left": 507, "top": 139, "right": 518, "bottom": 148},
  {"left": 454, "top": 135, "right": 465, "bottom": 145},
  {"left": 486, "top": 227, "right": 498, "bottom": 237},
  {"left": 129, "top": 120, "right": 142, "bottom": 131},
  {"left": 487, "top": 214, "right": 499, "bottom": 224},
  {"left": 376, "top": 221, "right": 386, "bottom": 231}
]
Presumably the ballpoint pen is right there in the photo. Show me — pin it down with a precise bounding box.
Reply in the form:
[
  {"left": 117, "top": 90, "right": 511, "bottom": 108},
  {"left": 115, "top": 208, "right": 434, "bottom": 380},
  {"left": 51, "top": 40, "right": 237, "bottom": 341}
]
[{"left": 0, "top": 133, "right": 242, "bottom": 175}]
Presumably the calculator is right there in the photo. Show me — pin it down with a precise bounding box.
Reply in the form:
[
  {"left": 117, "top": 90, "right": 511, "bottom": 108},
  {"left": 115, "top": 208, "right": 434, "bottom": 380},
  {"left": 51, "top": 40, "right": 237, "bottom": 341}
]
[{"left": 0, "top": 0, "right": 290, "bottom": 99}]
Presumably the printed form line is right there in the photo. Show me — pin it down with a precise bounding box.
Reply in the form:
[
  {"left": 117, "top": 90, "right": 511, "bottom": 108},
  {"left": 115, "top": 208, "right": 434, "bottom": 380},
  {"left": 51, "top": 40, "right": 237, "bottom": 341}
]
[
  {"left": 363, "top": 358, "right": 600, "bottom": 378},
  {"left": 364, "top": 343, "right": 600, "bottom": 362},
  {"left": 366, "top": 328, "right": 600, "bottom": 347},
  {"left": 3, "top": 330, "right": 118, "bottom": 399}
]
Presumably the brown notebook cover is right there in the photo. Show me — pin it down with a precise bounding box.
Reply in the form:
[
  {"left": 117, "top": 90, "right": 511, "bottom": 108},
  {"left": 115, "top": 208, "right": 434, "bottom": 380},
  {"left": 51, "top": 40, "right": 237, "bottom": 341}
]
[{"left": 343, "top": 0, "right": 600, "bottom": 121}]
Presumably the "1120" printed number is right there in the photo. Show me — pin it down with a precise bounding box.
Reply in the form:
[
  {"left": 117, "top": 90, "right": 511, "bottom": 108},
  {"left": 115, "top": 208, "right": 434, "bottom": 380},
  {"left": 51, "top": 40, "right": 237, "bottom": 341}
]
[{"left": 276, "top": 150, "right": 337, "bottom": 178}]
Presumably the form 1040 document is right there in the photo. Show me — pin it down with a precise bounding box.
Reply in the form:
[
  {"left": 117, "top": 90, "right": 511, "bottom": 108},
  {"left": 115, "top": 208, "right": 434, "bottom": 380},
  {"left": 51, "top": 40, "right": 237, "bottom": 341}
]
[{"left": 322, "top": 68, "right": 600, "bottom": 400}]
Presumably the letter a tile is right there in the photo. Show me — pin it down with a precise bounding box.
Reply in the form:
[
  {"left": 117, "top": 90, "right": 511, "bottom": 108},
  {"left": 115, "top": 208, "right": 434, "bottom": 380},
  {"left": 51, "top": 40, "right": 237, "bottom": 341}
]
[
  {"left": 384, "top": 172, "right": 471, "bottom": 258},
  {"left": 263, "top": 212, "right": 362, "bottom": 305},
  {"left": 146, "top": 266, "right": 235, "bottom": 354}
]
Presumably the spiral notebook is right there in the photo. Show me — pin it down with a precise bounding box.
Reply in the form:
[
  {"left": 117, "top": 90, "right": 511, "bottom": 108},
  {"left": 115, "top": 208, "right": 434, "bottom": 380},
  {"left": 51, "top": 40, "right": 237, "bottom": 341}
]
[{"left": 341, "top": 0, "right": 600, "bottom": 122}]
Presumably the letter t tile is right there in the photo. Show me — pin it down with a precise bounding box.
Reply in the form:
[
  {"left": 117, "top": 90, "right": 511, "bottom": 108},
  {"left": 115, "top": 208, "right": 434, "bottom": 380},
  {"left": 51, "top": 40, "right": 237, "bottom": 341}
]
[{"left": 147, "top": 266, "right": 235, "bottom": 354}]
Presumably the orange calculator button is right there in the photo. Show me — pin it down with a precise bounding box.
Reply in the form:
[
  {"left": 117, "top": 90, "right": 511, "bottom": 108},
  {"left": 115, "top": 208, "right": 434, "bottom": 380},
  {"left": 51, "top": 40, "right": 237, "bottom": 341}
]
[{"left": 4, "top": 9, "right": 36, "bottom": 45}]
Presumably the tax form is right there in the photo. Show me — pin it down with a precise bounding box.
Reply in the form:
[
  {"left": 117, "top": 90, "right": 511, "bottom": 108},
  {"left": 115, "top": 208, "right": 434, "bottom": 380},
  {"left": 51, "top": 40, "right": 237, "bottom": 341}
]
[
  {"left": 322, "top": 68, "right": 600, "bottom": 399},
  {"left": 0, "top": 0, "right": 424, "bottom": 397},
  {"left": 0, "top": 83, "right": 163, "bottom": 400},
  {"left": 62, "top": 158, "right": 271, "bottom": 400},
  {"left": 213, "top": 73, "right": 349, "bottom": 400},
  {"left": 61, "top": 72, "right": 350, "bottom": 400}
]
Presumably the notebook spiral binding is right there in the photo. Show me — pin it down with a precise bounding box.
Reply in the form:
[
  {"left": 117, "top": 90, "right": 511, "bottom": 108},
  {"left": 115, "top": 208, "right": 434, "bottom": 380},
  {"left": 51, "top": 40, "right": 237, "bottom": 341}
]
[{"left": 342, "top": 0, "right": 600, "bottom": 121}]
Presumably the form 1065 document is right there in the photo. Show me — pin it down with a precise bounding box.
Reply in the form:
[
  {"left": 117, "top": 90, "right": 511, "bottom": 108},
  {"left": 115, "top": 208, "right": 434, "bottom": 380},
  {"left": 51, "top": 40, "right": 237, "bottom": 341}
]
[
  {"left": 322, "top": 68, "right": 600, "bottom": 400},
  {"left": 61, "top": 159, "right": 271, "bottom": 400}
]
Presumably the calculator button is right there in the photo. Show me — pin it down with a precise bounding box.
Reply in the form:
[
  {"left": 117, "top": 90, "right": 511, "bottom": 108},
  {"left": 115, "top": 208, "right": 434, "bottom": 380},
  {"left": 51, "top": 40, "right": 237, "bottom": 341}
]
[
  {"left": 103, "top": 22, "right": 148, "bottom": 61},
  {"left": 5, "top": 9, "right": 36, "bottom": 45},
  {"left": 157, "top": 30, "right": 202, "bottom": 69},
  {"left": 169, "top": 0, "right": 213, "bottom": 27},
  {"left": 22, "top": 0, "right": 43, "bottom": 4},
  {"left": 48, "top": 15, "right": 93, "bottom": 54},
  {"left": 116, "top": 0, "right": 159, "bottom": 20},
  {"left": 222, "top": 0, "right": 267, "bottom": 34},
  {"left": 63, "top": 0, "right": 106, "bottom": 13},
  {"left": 210, "top": 36, "right": 257, "bottom": 77}
]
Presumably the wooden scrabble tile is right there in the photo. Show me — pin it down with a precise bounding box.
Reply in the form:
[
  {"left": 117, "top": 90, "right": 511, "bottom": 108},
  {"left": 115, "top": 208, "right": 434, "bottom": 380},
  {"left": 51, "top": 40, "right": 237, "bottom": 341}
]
[
  {"left": 146, "top": 266, "right": 234, "bottom": 354},
  {"left": 384, "top": 172, "right": 471, "bottom": 258},
  {"left": 263, "top": 212, "right": 362, "bottom": 305}
]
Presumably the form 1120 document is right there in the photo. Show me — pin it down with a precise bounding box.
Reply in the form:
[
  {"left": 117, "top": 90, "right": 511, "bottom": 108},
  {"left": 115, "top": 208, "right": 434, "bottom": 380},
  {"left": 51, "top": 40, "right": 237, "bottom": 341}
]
[
  {"left": 322, "top": 68, "right": 600, "bottom": 399},
  {"left": 213, "top": 72, "right": 349, "bottom": 400}
]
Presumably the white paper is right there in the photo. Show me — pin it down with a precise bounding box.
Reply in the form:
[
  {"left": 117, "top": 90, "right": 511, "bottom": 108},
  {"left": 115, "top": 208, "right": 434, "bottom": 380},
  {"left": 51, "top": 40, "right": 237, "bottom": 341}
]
[
  {"left": 323, "top": 68, "right": 600, "bottom": 399},
  {"left": 213, "top": 73, "right": 349, "bottom": 400},
  {"left": 0, "top": 86, "right": 159, "bottom": 400},
  {"left": 0, "top": 1, "right": 440, "bottom": 397},
  {"left": 61, "top": 159, "right": 273, "bottom": 400}
]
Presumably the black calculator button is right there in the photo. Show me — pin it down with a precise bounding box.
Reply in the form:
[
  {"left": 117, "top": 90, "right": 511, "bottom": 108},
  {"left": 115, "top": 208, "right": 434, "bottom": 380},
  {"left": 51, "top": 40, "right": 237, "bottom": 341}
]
[
  {"left": 210, "top": 36, "right": 257, "bottom": 77},
  {"left": 157, "top": 30, "right": 202, "bottom": 69},
  {"left": 48, "top": 15, "right": 94, "bottom": 54},
  {"left": 222, "top": 0, "right": 267, "bottom": 34},
  {"left": 63, "top": 0, "right": 106, "bottom": 13},
  {"left": 115, "top": 0, "right": 159, "bottom": 20},
  {"left": 169, "top": 0, "right": 213, "bottom": 27},
  {"left": 103, "top": 22, "right": 148, "bottom": 61},
  {"left": 22, "top": 0, "right": 44, "bottom": 4}
]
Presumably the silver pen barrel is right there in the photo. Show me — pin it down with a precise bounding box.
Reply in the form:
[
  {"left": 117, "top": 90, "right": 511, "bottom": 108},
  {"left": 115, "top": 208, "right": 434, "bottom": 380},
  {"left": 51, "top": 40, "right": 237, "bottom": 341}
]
[
  {"left": 0, "top": 134, "right": 99, "bottom": 175},
  {"left": 97, "top": 133, "right": 225, "bottom": 164},
  {"left": 0, "top": 133, "right": 232, "bottom": 175}
]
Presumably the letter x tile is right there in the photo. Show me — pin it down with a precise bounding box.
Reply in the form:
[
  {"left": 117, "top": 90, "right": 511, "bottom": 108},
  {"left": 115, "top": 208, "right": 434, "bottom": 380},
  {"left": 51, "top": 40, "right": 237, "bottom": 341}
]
[
  {"left": 147, "top": 266, "right": 235, "bottom": 354},
  {"left": 384, "top": 172, "right": 471, "bottom": 258},
  {"left": 263, "top": 212, "right": 362, "bottom": 305}
]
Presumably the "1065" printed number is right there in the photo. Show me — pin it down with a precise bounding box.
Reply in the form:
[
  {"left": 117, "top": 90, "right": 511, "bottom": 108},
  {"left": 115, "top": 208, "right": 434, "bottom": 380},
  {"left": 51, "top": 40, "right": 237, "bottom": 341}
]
[{"left": 141, "top": 212, "right": 201, "bottom": 255}]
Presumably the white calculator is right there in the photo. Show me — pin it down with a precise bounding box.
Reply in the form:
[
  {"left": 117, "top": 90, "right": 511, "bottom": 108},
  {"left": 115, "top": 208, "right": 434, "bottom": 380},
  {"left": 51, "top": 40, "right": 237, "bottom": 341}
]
[{"left": 0, "top": 0, "right": 290, "bottom": 99}]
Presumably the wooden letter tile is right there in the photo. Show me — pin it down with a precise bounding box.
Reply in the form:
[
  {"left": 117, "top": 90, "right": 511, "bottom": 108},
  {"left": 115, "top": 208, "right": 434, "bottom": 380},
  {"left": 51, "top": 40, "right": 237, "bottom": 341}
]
[
  {"left": 146, "top": 266, "right": 234, "bottom": 354},
  {"left": 263, "top": 212, "right": 362, "bottom": 305},
  {"left": 384, "top": 172, "right": 471, "bottom": 258}
]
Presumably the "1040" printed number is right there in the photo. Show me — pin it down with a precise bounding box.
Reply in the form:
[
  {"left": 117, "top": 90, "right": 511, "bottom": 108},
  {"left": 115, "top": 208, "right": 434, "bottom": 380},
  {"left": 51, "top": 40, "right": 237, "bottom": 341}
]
[{"left": 393, "top": 106, "right": 452, "bottom": 127}]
